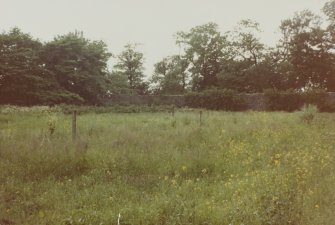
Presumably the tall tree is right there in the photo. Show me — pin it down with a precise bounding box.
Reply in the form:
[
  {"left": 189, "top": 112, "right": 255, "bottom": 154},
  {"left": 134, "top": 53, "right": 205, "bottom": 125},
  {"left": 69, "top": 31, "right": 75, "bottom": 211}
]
[
  {"left": 151, "top": 55, "right": 188, "bottom": 94},
  {"left": 0, "top": 28, "right": 80, "bottom": 105},
  {"left": 105, "top": 70, "right": 130, "bottom": 94},
  {"left": 323, "top": 0, "right": 335, "bottom": 90},
  {"left": 218, "top": 20, "right": 274, "bottom": 92},
  {"left": 113, "top": 43, "right": 146, "bottom": 94},
  {"left": 176, "top": 23, "right": 227, "bottom": 91},
  {"left": 226, "top": 20, "right": 265, "bottom": 65},
  {"left": 277, "top": 10, "right": 334, "bottom": 90},
  {"left": 41, "top": 31, "right": 112, "bottom": 104},
  {"left": 323, "top": 0, "right": 335, "bottom": 34}
]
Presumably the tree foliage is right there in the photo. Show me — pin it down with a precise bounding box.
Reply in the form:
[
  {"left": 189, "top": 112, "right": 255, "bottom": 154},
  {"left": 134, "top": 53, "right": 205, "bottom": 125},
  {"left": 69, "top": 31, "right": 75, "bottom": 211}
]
[
  {"left": 113, "top": 44, "right": 146, "bottom": 94},
  {"left": 176, "top": 23, "right": 227, "bottom": 91},
  {"left": 1, "top": 1, "right": 335, "bottom": 105},
  {"left": 276, "top": 10, "right": 335, "bottom": 90},
  {"left": 0, "top": 28, "right": 82, "bottom": 105},
  {"left": 151, "top": 55, "right": 188, "bottom": 94},
  {"left": 218, "top": 20, "right": 275, "bottom": 92},
  {"left": 41, "top": 31, "right": 112, "bottom": 104}
]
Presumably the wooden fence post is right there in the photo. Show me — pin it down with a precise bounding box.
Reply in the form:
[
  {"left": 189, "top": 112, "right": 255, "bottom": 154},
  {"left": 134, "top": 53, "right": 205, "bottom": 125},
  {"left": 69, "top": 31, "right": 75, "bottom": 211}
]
[
  {"left": 199, "top": 110, "right": 203, "bottom": 126},
  {"left": 72, "top": 110, "right": 77, "bottom": 141}
]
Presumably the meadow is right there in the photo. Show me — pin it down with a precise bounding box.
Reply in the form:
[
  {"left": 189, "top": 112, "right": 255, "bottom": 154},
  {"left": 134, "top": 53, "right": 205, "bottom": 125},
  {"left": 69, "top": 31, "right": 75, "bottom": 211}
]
[{"left": 0, "top": 106, "right": 334, "bottom": 225}]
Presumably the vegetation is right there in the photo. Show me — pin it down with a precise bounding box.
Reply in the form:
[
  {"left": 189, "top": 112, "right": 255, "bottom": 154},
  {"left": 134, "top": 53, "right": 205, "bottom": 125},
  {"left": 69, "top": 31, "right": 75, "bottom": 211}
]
[
  {"left": 264, "top": 89, "right": 335, "bottom": 112},
  {"left": 1, "top": 1, "right": 335, "bottom": 106},
  {"left": 0, "top": 107, "right": 335, "bottom": 224},
  {"left": 113, "top": 44, "right": 148, "bottom": 95},
  {"left": 151, "top": 56, "right": 188, "bottom": 95}
]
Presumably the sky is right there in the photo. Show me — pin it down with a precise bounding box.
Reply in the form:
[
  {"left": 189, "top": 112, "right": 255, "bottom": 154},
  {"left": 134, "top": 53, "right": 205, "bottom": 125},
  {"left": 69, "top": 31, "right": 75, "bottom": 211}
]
[{"left": 0, "top": 0, "right": 329, "bottom": 76}]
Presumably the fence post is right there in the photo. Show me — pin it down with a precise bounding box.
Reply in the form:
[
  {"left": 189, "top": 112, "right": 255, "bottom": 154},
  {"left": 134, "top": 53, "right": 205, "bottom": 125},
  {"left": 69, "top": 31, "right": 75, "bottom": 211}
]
[
  {"left": 199, "top": 110, "right": 203, "bottom": 126},
  {"left": 72, "top": 110, "right": 77, "bottom": 141},
  {"left": 172, "top": 106, "right": 175, "bottom": 117}
]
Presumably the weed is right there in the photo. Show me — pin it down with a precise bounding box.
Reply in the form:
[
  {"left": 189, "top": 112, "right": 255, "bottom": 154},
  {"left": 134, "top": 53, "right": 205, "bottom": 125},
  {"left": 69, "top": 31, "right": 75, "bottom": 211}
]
[{"left": 300, "top": 104, "right": 318, "bottom": 124}]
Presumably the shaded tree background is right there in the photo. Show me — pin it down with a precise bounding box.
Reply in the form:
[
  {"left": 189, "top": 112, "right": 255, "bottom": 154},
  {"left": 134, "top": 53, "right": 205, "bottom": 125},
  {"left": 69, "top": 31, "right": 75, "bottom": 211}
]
[{"left": 0, "top": 0, "right": 335, "bottom": 105}]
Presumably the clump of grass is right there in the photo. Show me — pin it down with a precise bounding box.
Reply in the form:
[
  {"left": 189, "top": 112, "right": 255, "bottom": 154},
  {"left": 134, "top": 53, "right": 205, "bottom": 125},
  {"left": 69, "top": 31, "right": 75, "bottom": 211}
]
[
  {"left": 300, "top": 104, "right": 318, "bottom": 124},
  {"left": 47, "top": 117, "right": 56, "bottom": 136},
  {"left": 171, "top": 119, "right": 177, "bottom": 128},
  {"left": 182, "top": 117, "right": 191, "bottom": 126}
]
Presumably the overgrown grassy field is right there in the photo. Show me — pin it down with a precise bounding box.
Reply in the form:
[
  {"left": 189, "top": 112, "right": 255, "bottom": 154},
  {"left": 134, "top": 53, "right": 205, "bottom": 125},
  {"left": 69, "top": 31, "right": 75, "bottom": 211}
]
[{"left": 0, "top": 106, "right": 335, "bottom": 225}]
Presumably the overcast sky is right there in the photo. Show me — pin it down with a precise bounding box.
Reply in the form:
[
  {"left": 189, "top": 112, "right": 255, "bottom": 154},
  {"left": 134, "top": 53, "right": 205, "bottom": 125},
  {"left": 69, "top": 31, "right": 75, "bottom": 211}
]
[{"left": 0, "top": 0, "right": 329, "bottom": 76}]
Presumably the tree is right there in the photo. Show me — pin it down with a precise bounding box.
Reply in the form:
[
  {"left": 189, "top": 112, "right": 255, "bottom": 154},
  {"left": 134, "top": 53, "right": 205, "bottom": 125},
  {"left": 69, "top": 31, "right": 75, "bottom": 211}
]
[
  {"left": 41, "top": 31, "right": 112, "bottom": 104},
  {"left": 323, "top": 0, "right": 335, "bottom": 34},
  {"left": 151, "top": 55, "right": 188, "bottom": 94},
  {"left": 0, "top": 28, "right": 80, "bottom": 105},
  {"left": 113, "top": 43, "right": 146, "bottom": 94},
  {"left": 218, "top": 20, "right": 274, "bottom": 92},
  {"left": 323, "top": 0, "right": 335, "bottom": 89},
  {"left": 176, "top": 23, "right": 227, "bottom": 91},
  {"left": 105, "top": 70, "right": 130, "bottom": 94},
  {"left": 277, "top": 10, "right": 335, "bottom": 90},
  {"left": 226, "top": 20, "right": 265, "bottom": 65}
]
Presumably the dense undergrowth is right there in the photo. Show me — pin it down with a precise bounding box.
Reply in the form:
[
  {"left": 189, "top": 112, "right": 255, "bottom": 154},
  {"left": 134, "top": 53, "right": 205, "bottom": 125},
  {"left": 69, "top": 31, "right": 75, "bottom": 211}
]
[{"left": 0, "top": 106, "right": 334, "bottom": 225}]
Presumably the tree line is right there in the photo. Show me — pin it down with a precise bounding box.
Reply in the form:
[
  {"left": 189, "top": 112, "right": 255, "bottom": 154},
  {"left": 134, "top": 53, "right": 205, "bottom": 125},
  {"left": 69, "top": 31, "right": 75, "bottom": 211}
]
[{"left": 1, "top": 1, "right": 334, "bottom": 105}]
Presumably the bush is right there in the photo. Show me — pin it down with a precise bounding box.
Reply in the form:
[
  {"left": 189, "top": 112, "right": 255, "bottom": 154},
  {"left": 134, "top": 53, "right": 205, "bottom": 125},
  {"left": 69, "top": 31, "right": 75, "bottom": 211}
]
[{"left": 185, "top": 89, "right": 246, "bottom": 111}]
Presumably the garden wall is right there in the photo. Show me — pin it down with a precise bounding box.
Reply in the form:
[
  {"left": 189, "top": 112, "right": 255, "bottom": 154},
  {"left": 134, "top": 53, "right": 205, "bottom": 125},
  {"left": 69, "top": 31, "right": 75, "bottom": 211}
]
[{"left": 105, "top": 92, "right": 335, "bottom": 111}]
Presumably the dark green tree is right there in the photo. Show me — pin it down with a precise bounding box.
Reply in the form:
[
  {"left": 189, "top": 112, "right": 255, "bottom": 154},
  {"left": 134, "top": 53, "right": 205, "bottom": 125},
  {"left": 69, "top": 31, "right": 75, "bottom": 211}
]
[
  {"left": 0, "top": 28, "right": 80, "bottom": 105},
  {"left": 277, "top": 10, "right": 334, "bottom": 90},
  {"left": 323, "top": 0, "right": 335, "bottom": 90},
  {"left": 105, "top": 70, "right": 130, "bottom": 94},
  {"left": 226, "top": 20, "right": 265, "bottom": 65},
  {"left": 323, "top": 0, "right": 335, "bottom": 33},
  {"left": 151, "top": 55, "right": 188, "bottom": 94},
  {"left": 41, "top": 31, "right": 112, "bottom": 104},
  {"left": 176, "top": 23, "right": 227, "bottom": 91},
  {"left": 218, "top": 20, "right": 275, "bottom": 92},
  {"left": 113, "top": 43, "right": 146, "bottom": 94}
]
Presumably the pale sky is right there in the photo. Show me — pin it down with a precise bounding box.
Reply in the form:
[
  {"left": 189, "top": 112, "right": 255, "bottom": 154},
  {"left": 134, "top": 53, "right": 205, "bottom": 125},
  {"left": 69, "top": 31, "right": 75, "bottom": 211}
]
[{"left": 0, "top": 0, "right": 329, "bottom": 76}]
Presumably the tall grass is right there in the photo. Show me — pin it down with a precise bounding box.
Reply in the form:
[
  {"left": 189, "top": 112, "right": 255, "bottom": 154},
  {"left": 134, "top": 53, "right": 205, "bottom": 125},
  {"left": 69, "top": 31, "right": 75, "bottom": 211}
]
[{"left": 0, "top": 107, "right": 334, "bottom": 225}]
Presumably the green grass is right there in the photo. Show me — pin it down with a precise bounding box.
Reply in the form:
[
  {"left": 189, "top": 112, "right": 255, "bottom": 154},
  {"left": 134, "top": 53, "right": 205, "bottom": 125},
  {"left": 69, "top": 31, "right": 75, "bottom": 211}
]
[{"left": 0, "top": 107, "right": 335, "bottom": 225}]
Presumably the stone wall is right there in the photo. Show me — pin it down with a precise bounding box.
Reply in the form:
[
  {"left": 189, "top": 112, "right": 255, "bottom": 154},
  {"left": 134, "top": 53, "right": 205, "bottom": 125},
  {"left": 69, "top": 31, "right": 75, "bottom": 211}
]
[
  {"left": 104, "top": 93, "right": 334, "bottom": 111},
  {"left": 238, "top": 93, "right": 267, "bottom": 111},
  {"left": 105, "top": 94, "right": 186, "bottom": 107},
  {"left": 325, "top": 92, "right": 335, "bottom": 106}
]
